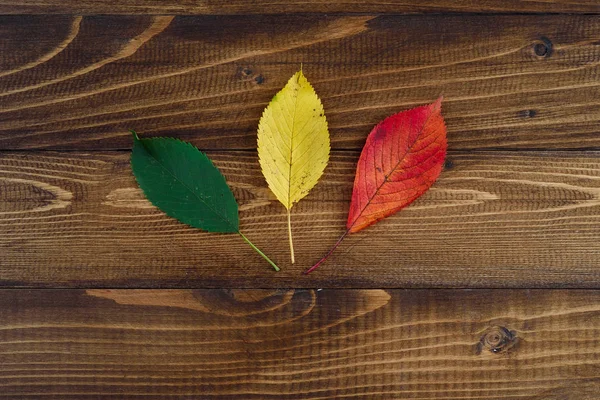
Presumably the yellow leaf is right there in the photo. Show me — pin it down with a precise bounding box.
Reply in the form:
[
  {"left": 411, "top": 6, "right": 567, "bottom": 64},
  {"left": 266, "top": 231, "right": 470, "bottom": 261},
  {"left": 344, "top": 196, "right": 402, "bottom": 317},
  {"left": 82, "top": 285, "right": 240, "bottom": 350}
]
[{"left": 257, "top": 70, "right": 330, "bottom": 263}]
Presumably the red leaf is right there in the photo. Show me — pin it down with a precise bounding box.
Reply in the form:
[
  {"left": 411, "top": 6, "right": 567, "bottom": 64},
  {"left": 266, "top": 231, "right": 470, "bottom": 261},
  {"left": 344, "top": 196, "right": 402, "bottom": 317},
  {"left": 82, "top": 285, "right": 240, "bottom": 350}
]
[{"left": 305, "top": 97, "right": 447, "bottom": 274}]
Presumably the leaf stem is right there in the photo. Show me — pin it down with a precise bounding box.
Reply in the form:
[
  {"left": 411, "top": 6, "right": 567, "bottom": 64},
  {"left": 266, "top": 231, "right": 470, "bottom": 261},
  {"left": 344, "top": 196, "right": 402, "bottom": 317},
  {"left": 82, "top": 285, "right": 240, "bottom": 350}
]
[
  {"left": 287, "top": 209, "right": 295, "bottom": 264},
  {"left": 239, "top": 231, "right": 280, "bottom": 272},
  {"left": 304, "top": 229, "right": 350, "bottom": 275}
]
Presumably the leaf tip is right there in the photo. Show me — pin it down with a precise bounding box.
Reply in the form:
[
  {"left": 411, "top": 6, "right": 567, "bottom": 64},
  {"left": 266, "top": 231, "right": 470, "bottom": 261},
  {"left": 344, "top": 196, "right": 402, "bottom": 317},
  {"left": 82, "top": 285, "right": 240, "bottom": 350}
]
[
  {"left": 130, "top": 130, "right": 140, "bottom": 141},
  {"left": 295, "top": 70, "right": 304, "bottom": 83},
  {"left": 433, "top": 96, "right": 444, "bottom": 112}
]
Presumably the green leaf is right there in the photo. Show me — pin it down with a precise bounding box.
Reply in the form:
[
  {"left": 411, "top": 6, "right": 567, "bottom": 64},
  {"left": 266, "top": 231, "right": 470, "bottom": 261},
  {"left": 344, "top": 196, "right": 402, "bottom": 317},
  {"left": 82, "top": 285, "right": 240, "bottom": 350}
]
[
  {"left": 131, "top": 132, "right": 239, "bottom": 233},
  {"left": 130, "top": 131, "right": 279, "bottom": 271}
]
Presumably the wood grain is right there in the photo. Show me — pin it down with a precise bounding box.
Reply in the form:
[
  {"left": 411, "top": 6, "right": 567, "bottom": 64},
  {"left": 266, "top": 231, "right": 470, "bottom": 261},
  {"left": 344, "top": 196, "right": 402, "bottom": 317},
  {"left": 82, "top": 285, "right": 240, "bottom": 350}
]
[
  {"left": 1, "top": 150, "right": 600, "bottom": 288},
  {"left": 1, "top": 15, "right": 600, "bottom": 151},
  {"left": 1, "top": 0, "right": 599, "bottom": 14},
  {"left": 1, "top": 288, "right": 599, "bottom": 398}
]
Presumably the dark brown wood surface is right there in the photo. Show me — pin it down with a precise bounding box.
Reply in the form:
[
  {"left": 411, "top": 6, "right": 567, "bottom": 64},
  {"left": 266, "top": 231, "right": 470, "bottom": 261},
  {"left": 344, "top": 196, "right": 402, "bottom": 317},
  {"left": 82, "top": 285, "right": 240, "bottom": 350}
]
[
  {"left": 1, "top": 15, "right": 600, "bottom": 151},
  {"left": 3, "top": 3, "right": 600, "bottom": 398},
  {"left": 2, "top": 0, "right": 600, "bottom": 14},
  {"left": 2, "top": 150, "right": 600, "bottom": 288},
  {"left": 1, "top": 13, "right": 600, "bottom": 287},
  {"left": 1, "top": 288, "right": 600, "bottom": 399}
]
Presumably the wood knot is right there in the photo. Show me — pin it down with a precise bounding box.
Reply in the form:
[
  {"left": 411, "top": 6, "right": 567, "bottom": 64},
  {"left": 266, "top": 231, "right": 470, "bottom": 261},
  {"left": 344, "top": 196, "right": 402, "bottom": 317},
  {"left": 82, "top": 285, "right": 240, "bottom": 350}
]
[
  {"left": 476, "top": 326, "right": 519, "bottom": 355},
  {"left": 237, "top": 66, "right": 265, "bottom": 85},
  {"left": 518, "top": 109, "right": 537, "bottom": 118},
  {"left": 0, "top": 177, "right": 72, "bottom": 214},
  {"left": 444, "top": 159, "right": 454, "bottom": 169},
  {"left": 533, "top": 37, "right": 553, "bottom": 57}
]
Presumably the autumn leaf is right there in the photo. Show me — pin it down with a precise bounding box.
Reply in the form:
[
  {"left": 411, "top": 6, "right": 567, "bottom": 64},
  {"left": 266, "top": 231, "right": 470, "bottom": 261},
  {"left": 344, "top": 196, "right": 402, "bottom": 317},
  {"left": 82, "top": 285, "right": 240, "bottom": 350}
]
[
  {"left": 305, "top": 97, "right": 447, "bottom": 274},
  {"left": 130, "top": 131, "right": 280, "bottom": 271},
  {"left": 257, "top": 70, "right": 330, "bottom": 263}
]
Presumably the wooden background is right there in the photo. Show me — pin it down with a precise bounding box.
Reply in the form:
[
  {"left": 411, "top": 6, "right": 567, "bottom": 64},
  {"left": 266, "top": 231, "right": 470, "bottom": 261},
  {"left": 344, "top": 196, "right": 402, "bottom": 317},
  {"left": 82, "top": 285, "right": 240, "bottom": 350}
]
[{"left": 1, "top": 1, "right": 600, "bottom": 398}]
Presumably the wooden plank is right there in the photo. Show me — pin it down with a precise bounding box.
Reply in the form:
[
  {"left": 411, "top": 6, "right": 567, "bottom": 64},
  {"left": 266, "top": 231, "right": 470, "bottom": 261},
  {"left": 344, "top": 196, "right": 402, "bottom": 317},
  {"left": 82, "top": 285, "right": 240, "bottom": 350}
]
[
  {"left": 1, "top": 0, "right": 599, "bottom": 14},
  {"left": 0, "top": 288, "right": 599, "bottom": 398},
  {"left": 1, "top": 15, "right": 600, "bottom": 151},
  {"left": 1, "top": 150, "right": 599, "bottom": 288}
]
